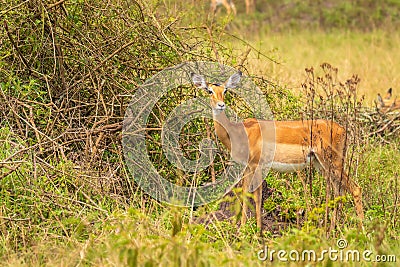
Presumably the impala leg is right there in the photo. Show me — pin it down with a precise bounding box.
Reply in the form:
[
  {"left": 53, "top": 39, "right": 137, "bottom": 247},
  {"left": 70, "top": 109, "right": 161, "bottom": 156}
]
[
  {"left": 250, "top": 166, "right": 263, "bottom": 230},
  {"left": 333, "top": 135, "right": 365, "bottom": 222},
  {"left": 254, "top": 182, "right": 263, "bottom": 230},
  {"left": 243, "top": 165, "right": 263, "bottom": 230},
  {"left": 222, "top": 1, "right": 232, "bottom": 14},
  {"left": 210, "top": 1, "right": 217, "bottom": 14},
  {"left": 332, "top": 167, "right": 364, "bottom": 220},
  {"left": 231, "top": 3, "right": 237, "bottom": 15},
  {"left": 314, "top": 152, "right": 364, "bottom": 222},
  {"left": 346, "top": 177, "right": 364, "bottom": 220},
  {"left": 241, "top": 166, "right": 252, "bottom": 226},
  {"left": 245, "top": 0, "right": 250, "bottom": 14}
]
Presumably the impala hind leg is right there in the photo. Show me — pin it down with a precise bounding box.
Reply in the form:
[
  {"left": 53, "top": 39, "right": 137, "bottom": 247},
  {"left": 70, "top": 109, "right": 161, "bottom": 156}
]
[
  {"left": 343, "top": 174, "right": 364, "bottom": 220},
  {"left": 329, "top": 166, "right": 364, "bottom": 221},
  {"left": 314, "top": 152, "right": 364, "bottom": 221}
]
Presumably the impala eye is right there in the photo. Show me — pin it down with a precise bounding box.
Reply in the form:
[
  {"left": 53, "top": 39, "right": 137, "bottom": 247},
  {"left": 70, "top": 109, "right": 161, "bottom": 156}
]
[{"left": 206, "top": 87, "right": 214, "bottom": 94}]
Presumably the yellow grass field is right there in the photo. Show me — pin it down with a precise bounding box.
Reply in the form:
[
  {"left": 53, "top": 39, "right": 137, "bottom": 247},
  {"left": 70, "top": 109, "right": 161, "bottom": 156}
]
[{"left": 237, "top": 30, "right": 400, "bottom": 105}]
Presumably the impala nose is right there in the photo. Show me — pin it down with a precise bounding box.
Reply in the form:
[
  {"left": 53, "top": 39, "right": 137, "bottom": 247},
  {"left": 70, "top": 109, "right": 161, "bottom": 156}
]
[{"left": 217, "top": 101, "right": 226, "bottom": 110}]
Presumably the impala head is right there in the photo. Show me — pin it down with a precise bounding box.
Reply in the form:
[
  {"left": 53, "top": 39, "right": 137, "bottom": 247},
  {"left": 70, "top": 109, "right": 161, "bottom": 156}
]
[
  {"left": 191, "top": 71, "right": 242, "bottom": 114},
  {"left": 377, "top": 88, "right": 400, "bottom": 112}
]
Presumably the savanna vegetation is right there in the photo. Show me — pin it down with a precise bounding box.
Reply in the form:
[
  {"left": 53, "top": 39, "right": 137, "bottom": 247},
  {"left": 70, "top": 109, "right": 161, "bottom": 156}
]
[{"left": 0, "top": 0, "right": 399, "bottom": 266}]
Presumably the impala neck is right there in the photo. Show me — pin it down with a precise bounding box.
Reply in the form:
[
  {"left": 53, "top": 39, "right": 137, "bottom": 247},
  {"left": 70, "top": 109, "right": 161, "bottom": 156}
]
[{"left": 212, "top": 110, "right": 232, "bottom": 151}]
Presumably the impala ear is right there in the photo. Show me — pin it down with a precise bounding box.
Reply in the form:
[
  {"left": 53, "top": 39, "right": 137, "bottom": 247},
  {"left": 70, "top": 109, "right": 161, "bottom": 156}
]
[
  {"left": 384, "top": 88, "right": 393, "bottom": 99},
  {"left": 191, "top": 73, "right": 208, "bottom": 90},
  {"left": 377, "top": 93, "right": 384, "bottom": 107},
  {"left": 224, "top": 71, "right": 242, "bottom": 89}
]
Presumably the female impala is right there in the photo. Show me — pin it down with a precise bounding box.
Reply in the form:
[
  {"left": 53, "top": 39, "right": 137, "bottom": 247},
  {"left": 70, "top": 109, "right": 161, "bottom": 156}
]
[
  {"left": 210, "top": 0, "right": 237, "bottom": 15},
  {"left": 209, "top": 0, "right": 255, "bottom": 15},
  {"left": 244, "top": 0, "right": 255, "bottom": 14},
  {"left": 377, "top": 88, "right": 400, "bottom": 112},
  {"left": 192, "top": 71, "right": 364, "bottom": 229}
]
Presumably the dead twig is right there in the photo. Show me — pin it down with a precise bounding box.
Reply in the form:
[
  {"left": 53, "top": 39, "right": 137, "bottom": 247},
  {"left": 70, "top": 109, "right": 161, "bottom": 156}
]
[
  {"left": 47, "top": 0, "right": 66, "bottom": 9},
  {"left": 3, "top": 20, "right": 40, "bottom": 79},
  {"left": 0, "top": 163, "right": 22, "bottom": 180}
]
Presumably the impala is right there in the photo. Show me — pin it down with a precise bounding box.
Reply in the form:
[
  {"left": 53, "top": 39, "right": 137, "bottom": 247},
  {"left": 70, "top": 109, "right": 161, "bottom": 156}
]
[
  {"left": 191, "top": 71, "right": 364, "bottom": 229},
  {"left": 244, "top": 0, "right": 255, "bottom": 14},
  {"left": 210, "top": 0, "right": 237, "bottom": 15},
  {"left": 210, "top": 0, "right": 255, "bottom": 15},
  {"left": 377, "top": 88, "right": 400, "bottom": 112}
]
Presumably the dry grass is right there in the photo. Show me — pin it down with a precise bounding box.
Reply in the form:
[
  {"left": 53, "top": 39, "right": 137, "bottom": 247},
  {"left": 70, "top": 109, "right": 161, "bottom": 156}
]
[{"left": 237, "top": 30, "right": 400, "bottom": 104}]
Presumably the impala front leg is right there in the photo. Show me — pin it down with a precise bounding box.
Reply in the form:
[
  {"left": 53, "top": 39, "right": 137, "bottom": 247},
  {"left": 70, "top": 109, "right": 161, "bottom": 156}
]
[
  {"left": 241, "top": 166, "right": 252, "bottom": 226},
  {"left": 253, "top": 167, "right": 263, "bottom": 230},
  {"left": 242, "top": 165, "right": 263, "bottom": 230}
]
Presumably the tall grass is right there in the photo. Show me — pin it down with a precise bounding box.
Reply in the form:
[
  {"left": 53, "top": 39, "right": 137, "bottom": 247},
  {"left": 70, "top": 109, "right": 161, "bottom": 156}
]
[{"left": 232, "top": 30, "right": 400, "bottom": 104}]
